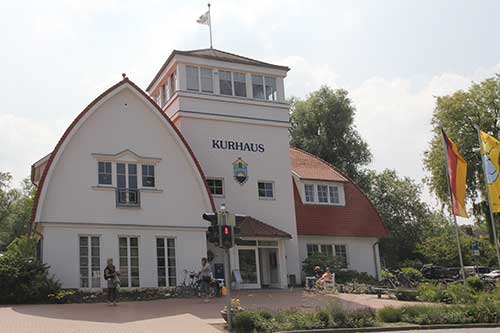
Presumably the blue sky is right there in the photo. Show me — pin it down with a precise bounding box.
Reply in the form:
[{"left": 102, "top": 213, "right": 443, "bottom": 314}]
[{"left": 1, "top": 0, "right": 500, "bottom": 209}]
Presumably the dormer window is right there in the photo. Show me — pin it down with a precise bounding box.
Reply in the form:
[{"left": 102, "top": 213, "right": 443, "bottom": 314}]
[
  {"left": 219, "top": 70, "right": 233, "bottom": 95},
  {"left": 200, "top": 68, "right": 214, "bottom": 93},
  {"left": 303, "top": 183, "right": 344, "bottom": 206},
  {"left": 252, "top": 75, "right": 277, "bottom": 100}
]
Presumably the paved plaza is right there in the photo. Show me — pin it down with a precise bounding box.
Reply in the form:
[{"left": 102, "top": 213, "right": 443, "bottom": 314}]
[{"left": 0, "top": 290, "right": 450, "bottom": 333}]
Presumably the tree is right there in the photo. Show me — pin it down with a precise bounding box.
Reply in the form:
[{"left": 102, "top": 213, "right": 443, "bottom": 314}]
[
  {"left": 365, "top": 169, "right": 434, "bottom": 268},
  {"left": 0, "top": 175, "right": 35, "bottom": 251},
  {"left": 423, "top": 75, "right": 500, "bottom": 240},
  {"left": 290, "top": 86, "right": 372, "bottom": 183}
]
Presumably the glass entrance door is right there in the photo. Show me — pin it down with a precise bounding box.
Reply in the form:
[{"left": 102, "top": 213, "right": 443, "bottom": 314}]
[{"left": 238, "top": 248, "right": 260, "bottom": 289}]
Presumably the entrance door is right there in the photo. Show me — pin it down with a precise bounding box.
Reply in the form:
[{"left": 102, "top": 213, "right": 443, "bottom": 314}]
[
  {"left": 259, "top": 247, "right": 280, "bottom": 288},
  {"left": 238, "top": 248, "right": 260, "bottom": 289}
]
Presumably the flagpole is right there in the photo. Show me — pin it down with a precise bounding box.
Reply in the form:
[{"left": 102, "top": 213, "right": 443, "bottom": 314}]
[
  {"left": 208, "top": 3, "right": 213, "bottom": 49},
  {"left": 440, "top": 128, "right": 466, "bottom": 284},
  {"left": 475, "top": 125, "right": 500, "bottom": 268}
]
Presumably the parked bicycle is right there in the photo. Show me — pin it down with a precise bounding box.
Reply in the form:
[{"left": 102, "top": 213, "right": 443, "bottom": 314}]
[{"left": 176, "top": 269, "right": 200, "bottom": 297}]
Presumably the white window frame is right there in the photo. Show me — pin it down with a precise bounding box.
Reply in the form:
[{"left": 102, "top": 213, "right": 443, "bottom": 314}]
[
  {"left": 97, "top": 161, "right": 113, "bottom": 186},
  {"left": 257, "top": 180, "right": 275, "bottom": 200},
  {"left": 304, "top": 184, "right": 315, "bottom": 203},
  {"left": 141, "top": 164, "right": 156, "bottom": 188},
  {"left": 317, "top": 185, "right": 329, "bottom": 203},
  {"left": 186, "top": 65, "right": 200, "bottom": 91},
  {"left": 79, "top": 235, "right": 101, "bottom": 289},
  {"left": 207, "top": 177, "right": 225, "bottom": 197},
  {"left": 251, "top": 75, "right": 277, "bottom": 100},
  {"left": 302, "top": 182, "right": 345, "bottom": 206},
  {"left": 156, "top": 236, "right": 177, "bottom": 287},
  {"left": 334, "top": 244, "right": 349, "bottom": 269},
  {"left": 118, "top": 236, "right": 140, "bottom": 288}
]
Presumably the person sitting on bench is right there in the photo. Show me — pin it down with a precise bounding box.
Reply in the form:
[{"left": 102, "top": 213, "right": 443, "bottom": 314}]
[{"left": 316, "top": 267, "right": 333, "bottom": 290}]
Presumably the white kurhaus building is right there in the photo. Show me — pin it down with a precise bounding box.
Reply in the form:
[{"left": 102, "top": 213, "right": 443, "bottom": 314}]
[{"left": 31, "top": 49, "right": 388, "bottom": 290}]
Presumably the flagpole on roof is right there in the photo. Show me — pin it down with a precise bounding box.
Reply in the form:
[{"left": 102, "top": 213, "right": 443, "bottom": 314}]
[
  {"left": 440, "top": 127, "right": 466, "bottom": 284},
  {"left": 208, "top": 3, "right": 213, "bottom": 48},
  {"left": 475, "top": 125, "right": 500, "bottom": 268}
]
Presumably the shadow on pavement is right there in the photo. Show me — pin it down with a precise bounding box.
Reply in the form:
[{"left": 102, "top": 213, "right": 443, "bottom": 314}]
[{"left": 11, "top": 289, "right": 360, "bottom": 324}]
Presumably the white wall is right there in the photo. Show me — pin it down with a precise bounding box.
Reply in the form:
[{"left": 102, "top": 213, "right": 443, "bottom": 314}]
[
  {"left": 298, "top": 235, "right": 379, "bottom": 279},
  {"left": 177, "top": 117, "right": 301, "bottom": 282},
  {"left": 42, "top": 223, "right": 206, "bottom": 289},
  {"left": 38, "top": 85, "right": 211, "bottom": 227}
]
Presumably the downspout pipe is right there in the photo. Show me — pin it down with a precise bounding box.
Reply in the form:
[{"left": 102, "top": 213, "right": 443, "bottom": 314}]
[{"left": 372, "top": 240, "right": 381, "bottom": 281}]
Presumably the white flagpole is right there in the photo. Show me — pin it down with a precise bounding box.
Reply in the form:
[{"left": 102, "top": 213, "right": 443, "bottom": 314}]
[
  {"left": 475, "top": 125, "right": 500, "bottom": 268},
  {"left": 440, "top": 128, "right": 466, "bottom": 284},
  {"left": 208, "top": 3, "right": 213, "bottom": 49}
]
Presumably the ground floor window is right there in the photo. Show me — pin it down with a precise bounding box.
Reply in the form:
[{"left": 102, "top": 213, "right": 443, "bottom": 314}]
[
  {"left": 307, "top": 243, "right": 349, "bottom": 268},
  {"left": 119, "top": 236, "right": 140, "bottom": 287},
  {"left": 79, "top": 236, "right": 100, "bottom": 288},
  {"left": 335, "top": 244, "right": 348, "bottom": 268},
  {"left": 156, "top": 237, "right": 177, "bottom": 287},
  {"left": 306, "top": 244, "right": 319, "bottom": 256}
]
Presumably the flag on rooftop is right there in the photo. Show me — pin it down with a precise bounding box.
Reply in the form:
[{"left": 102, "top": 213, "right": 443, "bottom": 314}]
[{"left": 197, "top": 10, "right": 210, "bottom": 25}]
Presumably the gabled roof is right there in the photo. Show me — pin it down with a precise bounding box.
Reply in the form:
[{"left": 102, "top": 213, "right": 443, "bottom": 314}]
[
  {"left": 146, "top": 48, "right": 289, "bottom": 92},
  {"left": 201, "top": 213, "right": 291, "bottom": 239},
  {"left": 290, "top": 147, "right": 348, "bottom": 182},
  {"left": 290, "top": 148, "right": 388, "bottom": 238},
  {"left": 237, "top": 216, "right": 292, "bottom": 239},
  {"left": 31, "top": 78, "right": 216, "bottom": 229}
]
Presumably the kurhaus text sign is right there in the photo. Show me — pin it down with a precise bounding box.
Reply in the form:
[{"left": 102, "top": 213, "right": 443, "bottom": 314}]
[{"left": 212, "top": 139, "right": 265, "bottom": 153}]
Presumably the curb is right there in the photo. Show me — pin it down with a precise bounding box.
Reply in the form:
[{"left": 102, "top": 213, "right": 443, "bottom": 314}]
[{"left": 280, "top": 323, "right": 500, "bottom": 333}]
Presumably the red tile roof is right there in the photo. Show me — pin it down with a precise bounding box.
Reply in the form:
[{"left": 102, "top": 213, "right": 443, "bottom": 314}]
[
  {"left": 290, "top": 148, "right": 388, "bottom": 238},
  {"left": 237, "top": 216, "right": 292, "bottom": 239},
  {"left": 290, "top": 148, "right": 348, "bottom": 182}
]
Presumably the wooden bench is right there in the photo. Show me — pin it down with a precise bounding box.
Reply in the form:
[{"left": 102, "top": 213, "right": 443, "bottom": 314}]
[{"left": 372, "top": 287, "right": 395, "bottom": 298}]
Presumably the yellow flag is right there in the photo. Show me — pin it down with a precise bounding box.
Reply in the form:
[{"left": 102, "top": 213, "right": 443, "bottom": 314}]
[{"left": 480, "top": 131, "right": 500, "bottom": 212}]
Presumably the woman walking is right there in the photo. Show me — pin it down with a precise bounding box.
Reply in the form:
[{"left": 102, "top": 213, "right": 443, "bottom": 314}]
[{"left": 104, "top": 258, "right": 120, "bottom": 306}]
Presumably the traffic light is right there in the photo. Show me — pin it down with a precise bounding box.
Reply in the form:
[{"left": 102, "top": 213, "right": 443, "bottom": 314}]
[
  {"left": 221, "top": 225, "right": 234, "bottom": 249},
  {"left": 207, "top": 225, "right": 220, "bottom": 247}
]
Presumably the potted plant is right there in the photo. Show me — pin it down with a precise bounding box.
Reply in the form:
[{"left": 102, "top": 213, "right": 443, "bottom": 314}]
[{"left": 221, "top": 298, "right": 244, "bottom": 322}]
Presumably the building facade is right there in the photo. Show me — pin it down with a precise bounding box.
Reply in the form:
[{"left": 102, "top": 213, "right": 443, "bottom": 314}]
[{"left": 31, "top": 49, "right": 387, "bottom": 290}]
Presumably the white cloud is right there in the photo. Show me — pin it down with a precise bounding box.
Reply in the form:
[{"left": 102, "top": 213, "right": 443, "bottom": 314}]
[
  {"left": 284, "top": 55, "right": 500, "bottom": 209},
  {"left": 0, "top": 114, "right": 58, "bottom": 186}
]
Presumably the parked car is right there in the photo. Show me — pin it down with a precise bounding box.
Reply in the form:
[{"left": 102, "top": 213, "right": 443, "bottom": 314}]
[
  {"left": 484, "top": 270, "right": 500, "bottom": 280},
  {"left": 421, "top": 265, "right": 448, "bottom": 279},
  {"left": 463, "top": 266, "right": 491, "bottom": 277}
]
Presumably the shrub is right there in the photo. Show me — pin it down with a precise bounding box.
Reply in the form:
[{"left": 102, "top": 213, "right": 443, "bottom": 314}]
[
  {"left": 232, "top": 311, "right": 258, "bottom": 332},
  {"left": 466, "top": 276, "right": 484, "bottom": 292},
  {"left": 0, "top": 237, "right": 61, "bottom": 304},
  {"left": 377, "top": 302, "right": 500, "bottom": 325},
  {"left": 395, "top": 288, "right": 418, "bottom": 301},
  {"left": 302, "top": 253, "right": 342, "bottom": 276},
  {"left": 445, "top": 283, "right": 477, "bottom": 304},
  {"left": 335, "top": 270, "right": 377, "bottom": 285},
  {"left": 377, "top": 306, "right": 402, "bottom": 323},
  {"left": 400, "top": 267, "right": 424, "bottom": 282},
  {"left": 328, "top": 302, "right": 376, "bottom": 328}
]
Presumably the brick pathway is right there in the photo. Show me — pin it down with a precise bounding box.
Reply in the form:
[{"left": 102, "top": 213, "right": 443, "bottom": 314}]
[{"left": 0, "top": 289, "right": 427, "bottom": 332}]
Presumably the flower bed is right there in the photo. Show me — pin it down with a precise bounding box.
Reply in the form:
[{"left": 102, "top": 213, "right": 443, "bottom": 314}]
[{"left": 47, "top": 287, "right": 178, "bottom": 304}]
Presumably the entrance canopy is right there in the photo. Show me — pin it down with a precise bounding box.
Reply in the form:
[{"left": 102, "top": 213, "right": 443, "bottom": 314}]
[{"left": 202, "top": 214, "right": 291, "bottom": 239}]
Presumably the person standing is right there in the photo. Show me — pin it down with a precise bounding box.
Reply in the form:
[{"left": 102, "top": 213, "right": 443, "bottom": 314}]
[
  {"left": 199, "top": 257, "right": 212, "bottom": 302},
  {"left": 104, "top": 258, "right": 120, "bottom": 306}
]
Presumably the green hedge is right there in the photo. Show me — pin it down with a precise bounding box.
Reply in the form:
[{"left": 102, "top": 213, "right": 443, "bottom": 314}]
[
  {"left": 232, "top": 303, "right": 375, "bottom": 332},
  {"left": 378, "top": 302, "right": 500, "bottom": 325}
]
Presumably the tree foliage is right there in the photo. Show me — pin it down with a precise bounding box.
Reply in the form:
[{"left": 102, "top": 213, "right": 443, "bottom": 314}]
[
  {"left": 290, "top": 86, "right": 372, "bottom": 183},
  {"left": 365, "top": 169, "right": 435, "bottom": 268},
  {"left": 0, "top": 173, "right": 35, "bottom": 251},
  {"left": 424, "top": 75, "right": 500, "bottom": 223}
]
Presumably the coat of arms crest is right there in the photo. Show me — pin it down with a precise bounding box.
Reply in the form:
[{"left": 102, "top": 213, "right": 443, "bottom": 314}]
[{"left": 232, "top": 158, "right": 248, "bottom": 185}]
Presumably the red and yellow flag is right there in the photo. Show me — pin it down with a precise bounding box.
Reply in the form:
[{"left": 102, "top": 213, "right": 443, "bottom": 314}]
[{"left": 442, "top": 129, "right": 468, "bottom": 217}]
